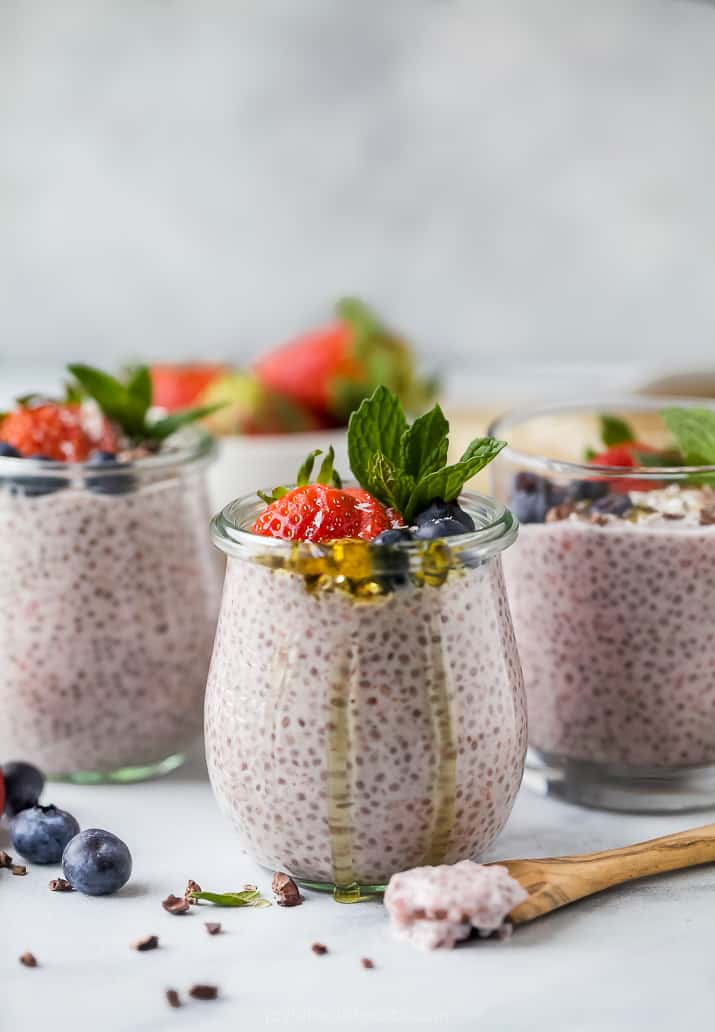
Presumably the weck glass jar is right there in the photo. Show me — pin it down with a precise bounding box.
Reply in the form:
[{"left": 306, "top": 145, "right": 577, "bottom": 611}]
[
  {"left": 0, "top": 429, "right": 222, "bottom": 782},
  {"left": 490, "top": 397, "right": 715, "bottom": 812},
  {"left": 205, "top": 489, "right": 526, "bottom": 898}
]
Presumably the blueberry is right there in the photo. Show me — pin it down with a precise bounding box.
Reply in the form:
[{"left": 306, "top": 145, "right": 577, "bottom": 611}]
[
  {"left": 0, "top": 442, "right": 21, "bottom": 457},
  {"left": 62, "top": 829, "right": 132, "bottom": 895},
  {"left": 414, "top": 499, "right": 475, "bottom": 532},
  {"left": 591, "top": 493, "right": 632, "bottom": 517},
  {"left": 2, "top": 760, "right": 45, "bottom": 816},
  {"left": 11, "top": 804, "right": 80, "bottom": 864},
  {"left": 373, "top": 527, "right": 415, "bottom": 545},
  {"left": 7, "top": 454, "right": 66, "bottom": 497},
  {"left": 414, "top": 516, "right": 466, "bottom": 540},
  {"left": 86, "top": 451, "right": 135, "bottom": 496},
  {"left": 509, "top": 472, "right": 565, "bottom": 524},
  {"left": 567, "top": 479, "right": 609, "bottom": 503}
]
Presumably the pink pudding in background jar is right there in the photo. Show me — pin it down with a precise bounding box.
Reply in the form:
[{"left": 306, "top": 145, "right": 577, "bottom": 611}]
[{"left": 490, "top": 398, "right": 715, "bottom": 813}]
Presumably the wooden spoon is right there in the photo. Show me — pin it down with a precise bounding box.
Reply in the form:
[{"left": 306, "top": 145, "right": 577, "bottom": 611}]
[{"left": 493, "top": 823, "right": 715, "bottom": 926}]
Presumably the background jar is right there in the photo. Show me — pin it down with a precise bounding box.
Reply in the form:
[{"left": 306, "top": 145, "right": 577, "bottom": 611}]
[
  {"left": 489, "top": 397, "right": 715, "bottom": 813},
  {"left": 0, "top": 430, "right": 223, "bottom": 782},
  {"left": 205, "top": 489, "right": 526, "bottom": 895}
]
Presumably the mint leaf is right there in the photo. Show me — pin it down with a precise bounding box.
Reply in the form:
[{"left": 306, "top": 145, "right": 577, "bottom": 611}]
[
  {"left": 404, "top": 438, "right": 506, "bottom": 522},
  {"left": 147, "top": 404, "right": 224, "bottom": 441},
  {"left": 126, "top": 365, "right": 152, "bottom": 415},
  {"left": 400, "top": 403, "right": 449, "bottom": 481},
  {"left": 189, "top": 889, "right": 271, "bottom": 908},
  {"left": 366, "top": 451, "right": 414, "bottom": 513},
  {"left": 662, "top": 407, "right": 715, "bottom": 466},
  {"left": 347, "top": 385, "right": 408, "bottom": 492},
  {"left": 600, "top": 414, "right": 635, "bottom": 447},
  {"left": 68, "top": 364, "right": 146, "bottom": 437},
  {"left": 345, "top": 386, "right": 507, "bottom": 524}
]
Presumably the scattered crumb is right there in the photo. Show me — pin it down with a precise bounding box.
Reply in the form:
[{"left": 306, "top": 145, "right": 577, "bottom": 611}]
[
  {"left": 311, "top": 943, "right": 328, "bottom": 956},
  {"left": 205, "top": 922, "right": 222, "bottom": 936},
  {"left": 166, "top": 989, "right": 181, "bottom": 1009},
  {"left": 184, "top": 879, "right": 202, "bottom": 901},
  {"left": 49, "top": 878, "right": 73, "bottom": 892},
  {"left": 132, "top": 935, "right": 159, "bottom": 952},
  {"left": 189, "top": 984, "right": 219, "bottom": 1001},
  {"left": 272, "top": 871, "right": 303, "bottom": 907},
  {"left": 19, "top": 952, "right": 37, "bottom": 968},
  {"left": 360, "top": 957, "right": 375, "bottom": 969},
  {"left": 0, "top": 850, "right": 13, "bottom": 868},
  {"left": 11, "top": 865, "right": 27, "bottom": 876},
  {"left": 162, "top": 894, "right": 191, "bottom": 915}
]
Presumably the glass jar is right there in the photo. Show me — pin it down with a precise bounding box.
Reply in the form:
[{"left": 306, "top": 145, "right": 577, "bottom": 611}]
[
  {"left": 0, "top": 430, "right": 223, "bottom": 782},
  {"left": 489, "top": 397, "right": 715, "bottom": 812},
  {"left": 205, "top": 489, "right": 525, "bottom": 898}
]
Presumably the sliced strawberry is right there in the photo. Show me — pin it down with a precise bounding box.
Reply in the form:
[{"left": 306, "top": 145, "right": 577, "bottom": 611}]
[
  {"left": 254, "top": 298, "right": 429, "bottom": 423},
  {"left": 588, "top": 441, "right": 661, "bottom": 492},
  {"left": 0, "top": 403, "right": 118, "bottom": 462},
  {"left": 150, "top": 363, "right": 228, "bottom": 412},
  {"left": 197, "top": 372, "right": 324, "bottom": 436},
  {"left": 252, "top": 483, "right": 402, "bottom": 543}
]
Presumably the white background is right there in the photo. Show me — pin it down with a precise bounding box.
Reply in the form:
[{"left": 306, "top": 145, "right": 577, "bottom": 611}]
[{"left": 2, "top": 0, "right": 715, "bottom": 375}]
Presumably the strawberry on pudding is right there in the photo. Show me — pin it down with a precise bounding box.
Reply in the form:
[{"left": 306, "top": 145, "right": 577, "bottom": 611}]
[
  {"left": 205, "top": 388, "right": 526, "bottom": 891},
  {"left": 0, "top": 365, "right": 223, "bottom": 780}
]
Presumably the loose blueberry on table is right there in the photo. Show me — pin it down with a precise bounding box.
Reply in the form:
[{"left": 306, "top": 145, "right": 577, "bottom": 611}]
[
  {"left": 62, "top": 829, "right": 133, "bottom": 896},
  {"left": 2, "top": 760, "right": 45, "bottom": 816},
  {"left": 11, "top": 804, "right": 80, "bottom": 865}
]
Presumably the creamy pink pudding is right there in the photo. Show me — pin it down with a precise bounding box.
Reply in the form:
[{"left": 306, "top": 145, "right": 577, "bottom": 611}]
[
  {"left": 384, "top": 860, "right": 527, "bottom": 950},
  {"left": 0, "top": 442, "right": 222, "bottom": 778},
  {"left": 503, "top": 493, "right": 715, "bottom": 770},
  {"left": 205, "top": 492, "right": 526, "bottom": 889}
]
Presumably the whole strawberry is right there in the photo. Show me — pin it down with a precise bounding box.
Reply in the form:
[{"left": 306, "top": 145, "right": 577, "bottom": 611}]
[{"left": 253, "top": 298, "right": 434, "bottom": 424}]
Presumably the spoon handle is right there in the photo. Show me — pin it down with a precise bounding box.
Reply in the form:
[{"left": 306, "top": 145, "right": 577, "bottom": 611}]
[{"left": 503, "top": 822, "right": 715, "bottom": 924}]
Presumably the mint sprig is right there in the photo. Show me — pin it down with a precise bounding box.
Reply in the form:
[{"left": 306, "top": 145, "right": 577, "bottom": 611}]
[
  {"left": 599, "top": 413, "right": 635, "bottom": 447},
  {"left": 662, "top": 407, "right": 715, "bottom": 469},
  {"left": 347, "top": 386, "right": 506, "bottom": 522},
  {"left": 188, "top": 888, "right": 271, "bottom": 909},
  {"left": 67, "top": 363, "right": 223, "bottom": 444}
]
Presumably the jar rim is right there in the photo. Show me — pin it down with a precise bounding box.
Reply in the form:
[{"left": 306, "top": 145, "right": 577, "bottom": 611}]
[
  {"left": 0, "top": 426, "right": 216, "bottom": 482},
  {"left": 488, "top": 394, "right": 715, "bottom": 480},
  {"left": 211, "top": 486, "right": 518, "bottom": 561}
]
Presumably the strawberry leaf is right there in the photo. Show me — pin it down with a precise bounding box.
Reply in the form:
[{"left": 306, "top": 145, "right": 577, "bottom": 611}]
[
  {"left": 316, "top": 446, "right": 342, "bottom": 487},
  {"left": 297, "top": 449, "right": 322, "bottom": 486}
]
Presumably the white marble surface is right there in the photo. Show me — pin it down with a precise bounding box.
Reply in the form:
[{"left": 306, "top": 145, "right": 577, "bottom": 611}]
[
  {"left": 2, "top": 747, "right": 714, "bottom": 1032},
  {"left": 2, "top": 0, "right": 715, "bottom": 374}
]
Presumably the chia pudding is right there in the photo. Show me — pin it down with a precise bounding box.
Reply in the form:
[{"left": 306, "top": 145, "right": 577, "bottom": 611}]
[
  {"left": 503, "top": 486, "right": 715, "bottom": 769},
  {"left": 0, "top": 446, "right": 222, "bottom": 777},
  {"left": 490, "top": 398, "right": 715, "bottom": 810},
  {"left": 205, "top": 491, "right": 526, "bottom": 889},
  {"left": 0, "top": 367, "right": 224, "bottom": 780},
  {"left": 384, "top": 859, "right": 527, "bottom": 950}
]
